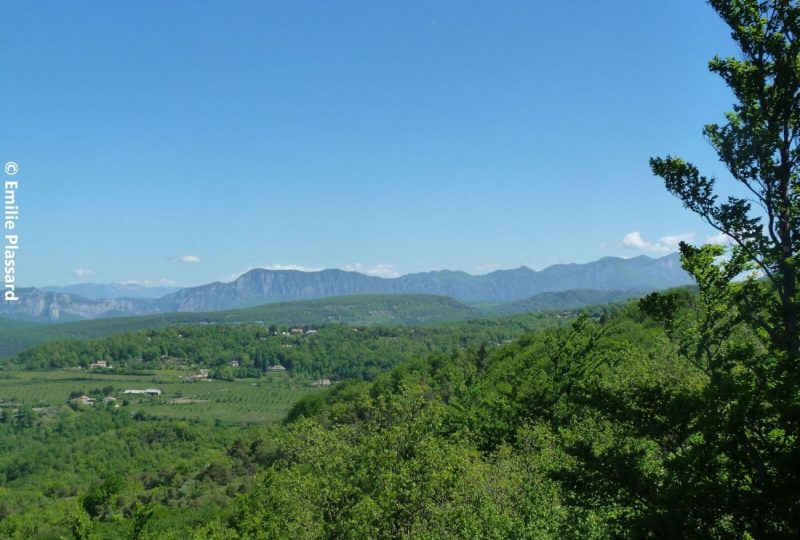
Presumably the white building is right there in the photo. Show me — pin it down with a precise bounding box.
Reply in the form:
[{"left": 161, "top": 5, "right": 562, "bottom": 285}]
[{"left": 123, "top": 388, "right": 162, "bottom": 396}]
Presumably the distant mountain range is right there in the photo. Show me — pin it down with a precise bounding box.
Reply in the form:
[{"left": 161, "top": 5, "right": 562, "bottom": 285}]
[
  {"left": 42, "top": 283, "right": 179, "bottom": 300},
  {"left": 2, "top": 254, "right": 690, "bottom": 322}
]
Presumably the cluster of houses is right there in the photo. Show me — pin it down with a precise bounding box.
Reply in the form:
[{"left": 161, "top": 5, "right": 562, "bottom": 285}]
[
  {"left": 280, "top": 328, "right": 318, "bottom": 336},
  {"left": 178, "top": 362, "right": 287, "bottom": 380},
  {"left": 72, "top": 395, "right": 117, "bottom": 407},
  {"left": 68, "top": 345, "right": 315, "bottom": 409},
  {"left": 72, "top": 387, "right": 162, "bottom": 407},
  {"left": 70, "top": 367, "right": 334, "bottom": 410}
]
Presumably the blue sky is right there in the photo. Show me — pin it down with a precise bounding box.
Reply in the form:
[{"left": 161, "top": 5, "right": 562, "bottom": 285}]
[{"left": 2, "top": 1, "right": 740, "bottom": 286}]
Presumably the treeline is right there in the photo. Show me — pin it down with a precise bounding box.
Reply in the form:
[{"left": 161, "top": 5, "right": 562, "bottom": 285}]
[
  {"left": 0, "top": 294, "right": 481, "bottom": 358},
  {"left": 6, "top": 312, "right": 581, "bottom": 379}
]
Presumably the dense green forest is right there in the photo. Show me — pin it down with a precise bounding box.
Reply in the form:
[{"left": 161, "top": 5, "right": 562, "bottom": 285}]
[
  {"left": 0, "top": 407, "right": 278, "bottom": 537},
  {"left": 4, "top": 310, "right": 578, "bottom": 378},
  {"left": 214, "top": 305, "right": 697, "bottom": 538}
]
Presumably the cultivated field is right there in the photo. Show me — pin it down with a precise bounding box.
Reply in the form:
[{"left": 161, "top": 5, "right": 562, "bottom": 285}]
[{"left": 0, "top": 369, "right": 321, "bottom": 424}]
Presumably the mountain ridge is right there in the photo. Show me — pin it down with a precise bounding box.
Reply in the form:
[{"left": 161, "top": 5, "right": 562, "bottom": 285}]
[
  {"left": 42, "top": 282, "right": 180, "bottom": 300},
  {"left": 4, "top": 253, "right": 690, "bottom": 322}
]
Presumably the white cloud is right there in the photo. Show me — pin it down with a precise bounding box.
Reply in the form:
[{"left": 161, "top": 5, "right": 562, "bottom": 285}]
[
  {"left": 659, "top": 233, "right": 696, "bottom": 249},
  {"left": 220, "top": 264, "right": 323, "bottom": 282},
  {"left": 180, "top": 255, "right": 201, "bottom": 263},
  {"left": 120, "top": 278, "right": 178, "bottom": 287},
  {"left": 705, "top": 232, "right": 733, "bottom": 245},
  {"left": 622, "top": 231, "right": 695, "bottom": 253},
  {"left": 363, "top": 264, "right": 400, "bottom": 278},
  {"left": 342, "top": 263, "right": 400, "bottom": 278},
  {"left": 622, "top": 231, "right": 658, "bottom": 251},
  {"left": 222, "top": 263, "right": 400, "bottom": 282},
  {"left": 219, "top": 269, "right": 252, "bottom": 283},
  {"left": 73, "top": 268, "right": 94, "bottom": 277},
  {"left": 599, "top": 241, "right": 608, "bottom": 249},
  {"left": 264, "top": 264, "right": 323, "bottom": 272}
]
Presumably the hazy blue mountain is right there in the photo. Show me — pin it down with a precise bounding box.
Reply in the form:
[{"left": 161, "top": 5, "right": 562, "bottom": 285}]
[
  {"left": 41, "top": 282, "right": 180, "bottom": 300},
  {"left": 2, "top": 253, "right": 691, "bottom": 321},
  {"left": 160, "top": 269, "right": 390, "bottom": 312},
  {"left": 158, "top": 253, "right": 690, "bottom": 310},
  {"left": 0, "top": 288, "right": 159, "bottom": 322}
]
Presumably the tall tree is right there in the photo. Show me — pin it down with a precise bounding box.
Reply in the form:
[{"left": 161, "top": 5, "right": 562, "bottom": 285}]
[
  {"left": 651, "top": 0, "right": 800, "bottom": 361},
  {"left": 648, "top": 0, "right": 800, "bottom": 535}
]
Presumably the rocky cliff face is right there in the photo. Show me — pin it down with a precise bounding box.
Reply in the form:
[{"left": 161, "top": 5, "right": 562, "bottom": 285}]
[
  {"left": 41, "top": 283, "right": 179, "bottom": 300},
  {"left": 0, "top": 289, "right": 158, "bottom": 322},
  {"left": 159, "top": 269, "right": 391, "bottom": 312},
  {"left": 2, "top": 253, "right": 693, "bottom": 321}
]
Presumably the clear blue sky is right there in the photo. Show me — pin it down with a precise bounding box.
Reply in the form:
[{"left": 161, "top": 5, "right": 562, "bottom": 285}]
[{"left": 1, "top": 0, "right": 740, "bottom": 286}]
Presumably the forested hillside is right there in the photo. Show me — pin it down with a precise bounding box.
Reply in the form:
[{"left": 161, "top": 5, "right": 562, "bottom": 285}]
[
  {"left": 4, "top": 311, "right": 572, "bottom": 378},
  {"left": 483, "top": 288, "right": 655, "bottom": 315},
  {"left": 214, "top": 304, "right": 700, "bottom": 538},
  {"left": 0, "top": 298, "right": 665, "bottom": 538},
  {"left": 0, "top": 295, "right": 480, "bottom": 359},
  {"left": 0, "top": 292, "right": 630, "bottom": 359}
]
